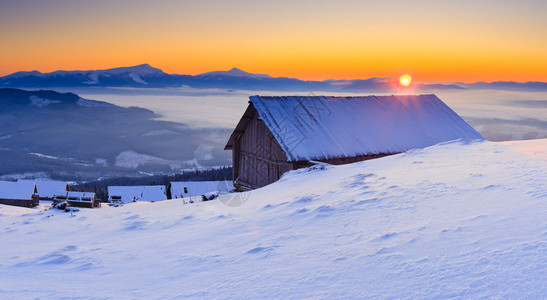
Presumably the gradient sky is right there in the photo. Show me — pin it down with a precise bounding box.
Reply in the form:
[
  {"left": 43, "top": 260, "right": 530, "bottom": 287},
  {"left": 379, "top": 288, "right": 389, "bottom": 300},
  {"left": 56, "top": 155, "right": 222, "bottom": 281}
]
[{"left": 1, "top": 0, "right": 546, "bottom": 82}]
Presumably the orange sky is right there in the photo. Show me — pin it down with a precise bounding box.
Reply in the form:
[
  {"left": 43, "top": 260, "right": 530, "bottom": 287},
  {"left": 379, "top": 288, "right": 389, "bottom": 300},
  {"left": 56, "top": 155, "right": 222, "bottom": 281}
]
[{"left": 1, "top": 0, "right": 546, "bottom": 82}]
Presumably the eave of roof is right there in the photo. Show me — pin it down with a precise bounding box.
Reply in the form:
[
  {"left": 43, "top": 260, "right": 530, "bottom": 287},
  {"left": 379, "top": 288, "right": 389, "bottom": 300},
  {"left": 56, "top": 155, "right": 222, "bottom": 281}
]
[{"left": 224, "top": 102, "right": 255, "bottom": 150}]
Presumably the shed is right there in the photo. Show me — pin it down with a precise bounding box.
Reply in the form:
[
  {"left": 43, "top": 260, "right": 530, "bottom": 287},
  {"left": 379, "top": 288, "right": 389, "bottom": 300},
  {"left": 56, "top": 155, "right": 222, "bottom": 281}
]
[
  {"left": 18, "top": 180, "right": 69, "bottom": 200},
  {"left": 225, "top": 95, "right": 485, "bottom": 190},
  {"left": 168, "top": 181, "right": 234, "bottom": 200},
  {"left": 0, "top": 180, "right": 39, "bottom": 207},
  {"left": 108, "top": 185, "right": 167, "bottom": 204},
  {"left": 53, "top": 191, "right": 99, "bottom": 208}
]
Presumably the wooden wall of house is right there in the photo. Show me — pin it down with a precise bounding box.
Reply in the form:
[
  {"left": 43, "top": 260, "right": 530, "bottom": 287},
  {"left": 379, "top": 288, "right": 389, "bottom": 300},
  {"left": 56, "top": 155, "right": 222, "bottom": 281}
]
[
  {"left": 234, "top": 108, "right": 293, "bottom": 189},
  {"left": 0, "top": 195, "right": 39, "bottom": 208}
]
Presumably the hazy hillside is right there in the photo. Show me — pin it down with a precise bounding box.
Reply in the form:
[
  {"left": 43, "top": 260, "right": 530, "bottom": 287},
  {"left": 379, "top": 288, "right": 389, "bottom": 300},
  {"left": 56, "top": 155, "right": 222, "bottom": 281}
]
[{"left": 0, "top": 88, "right": 231, "bottom": 180}]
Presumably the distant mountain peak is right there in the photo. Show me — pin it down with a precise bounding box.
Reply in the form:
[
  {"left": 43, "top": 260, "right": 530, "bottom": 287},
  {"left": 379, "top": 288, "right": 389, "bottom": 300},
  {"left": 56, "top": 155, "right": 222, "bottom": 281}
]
[
  {"left": 5, "top": 70, "right": 44, "bottom": 79},
  {"left": 198, "top": 68, "right": 272, "bottom": 79},
  {"left": 98, "top": 64, "right": 165, "bottom": 76},
  {"left": 6, "top": 64, "right": 166, "bottom": 78},
  {"left": 0, "top": 64, "right": 170, "bottom": 87}
]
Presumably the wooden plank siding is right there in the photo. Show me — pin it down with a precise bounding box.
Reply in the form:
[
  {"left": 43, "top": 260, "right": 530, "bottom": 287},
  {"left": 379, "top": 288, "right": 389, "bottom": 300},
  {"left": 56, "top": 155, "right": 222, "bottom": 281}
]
[
  {"left": 0, "top": 195, "right": 39, "bottom": 208},
  {"left": 234, "top": 108, "right": 293, "bottom": 190}
]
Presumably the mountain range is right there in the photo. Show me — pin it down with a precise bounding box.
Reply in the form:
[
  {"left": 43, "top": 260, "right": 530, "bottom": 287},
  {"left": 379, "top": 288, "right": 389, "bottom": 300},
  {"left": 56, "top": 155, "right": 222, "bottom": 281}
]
[{"left": 2, "top": 64, "right": 546, "bottom": 91}]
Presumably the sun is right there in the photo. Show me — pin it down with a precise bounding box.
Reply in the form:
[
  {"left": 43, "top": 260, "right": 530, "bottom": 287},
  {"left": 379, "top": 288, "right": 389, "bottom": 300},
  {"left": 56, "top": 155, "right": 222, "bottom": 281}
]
[{"left": 399, "top": 74, "right": 412, "bottom": 87}]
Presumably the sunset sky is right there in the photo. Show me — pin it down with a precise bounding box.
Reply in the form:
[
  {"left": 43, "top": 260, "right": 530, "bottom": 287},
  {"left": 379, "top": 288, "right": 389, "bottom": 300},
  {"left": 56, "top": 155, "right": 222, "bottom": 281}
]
[{"left": 1, "top": 0, "right": 546, "bottom": 82}]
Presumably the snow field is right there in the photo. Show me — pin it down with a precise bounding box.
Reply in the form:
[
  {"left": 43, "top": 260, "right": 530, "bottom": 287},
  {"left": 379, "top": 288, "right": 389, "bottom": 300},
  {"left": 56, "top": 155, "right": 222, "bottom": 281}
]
[{"left": 0, "top": 139, "right": 545, "bottom": 298}]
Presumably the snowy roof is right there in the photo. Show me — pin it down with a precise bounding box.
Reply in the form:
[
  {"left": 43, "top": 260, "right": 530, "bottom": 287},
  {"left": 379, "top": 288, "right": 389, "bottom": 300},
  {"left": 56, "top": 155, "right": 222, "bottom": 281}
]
[
  {"left": 226, "top": 95, "right": 485, "bottom": 161},
  {"left": 0, "top": 180, "right": 37, "bottom": 200},
  {"left": 108, "top": 185, "right": 167, "bottom": 203},
  {"left": 169, "top": 181, "right": 234, "bottom": 199},
  {"left": 54, "top": 191, "right": 95, "bottom": 200},
  {"left": 18, "top": 180, "right": 68, "bottom": 198}
]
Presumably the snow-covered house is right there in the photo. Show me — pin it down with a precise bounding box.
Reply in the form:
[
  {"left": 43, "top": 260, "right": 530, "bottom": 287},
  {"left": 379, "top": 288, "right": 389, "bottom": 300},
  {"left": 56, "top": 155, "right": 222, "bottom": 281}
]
[
  {"left": 53, "top": 191, "right": 99, "bottom": 208},
  {"left": 108, "top": 185, "right": 167, "bottom": 204},
  {"left": 168, "top": 181, "right": 234, "bottom": 200},
  {"left": 225, "top": 95, "right": 485, "bottom": 190},
  {"left": 0, "top": 180, "right": 39, "bottom": 207},
  {"left": 18, "top": 180, "right": 69, "bottom": 200}
]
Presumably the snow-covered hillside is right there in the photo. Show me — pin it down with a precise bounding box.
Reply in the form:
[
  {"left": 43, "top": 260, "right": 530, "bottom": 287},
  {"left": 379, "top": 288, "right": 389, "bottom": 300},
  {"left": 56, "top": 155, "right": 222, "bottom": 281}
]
[
  {"left": 0, "top": 139, "right": 545, "bottom": 298},
  {"left": 0, "top": 88, "right": 231, "bottom": 179}
]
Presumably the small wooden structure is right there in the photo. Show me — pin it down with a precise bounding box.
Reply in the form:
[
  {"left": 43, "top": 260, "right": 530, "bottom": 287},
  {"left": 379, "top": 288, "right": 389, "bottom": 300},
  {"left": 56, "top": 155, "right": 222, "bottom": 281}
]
[
  {"left": 0, "top": 180, "right": 39, "bottom": 208},
  {"left": 53, "top": 191, "right": 100, "bottom": 208},
  {"left": 225, "top": 95, "right": 484, "bottom": 190}
]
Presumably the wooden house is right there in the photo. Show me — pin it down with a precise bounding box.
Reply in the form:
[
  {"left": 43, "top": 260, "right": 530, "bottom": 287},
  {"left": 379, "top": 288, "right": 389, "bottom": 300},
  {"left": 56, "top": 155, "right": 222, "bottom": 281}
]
[
  {"left": 53, "top": 191, "right": 100, "bottom": 208},
  {"left": 225, "top": 95, "right": 484, "bottom": 190},
  {"left": 0, "top": 180, "right": 40, "bottom": 207}
]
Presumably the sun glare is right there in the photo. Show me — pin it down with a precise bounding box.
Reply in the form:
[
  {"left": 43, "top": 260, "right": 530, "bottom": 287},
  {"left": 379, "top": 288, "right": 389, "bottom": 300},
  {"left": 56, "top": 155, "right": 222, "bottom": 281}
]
[{"left": 399, "top": 74, "right": 412, "bottom": 87}]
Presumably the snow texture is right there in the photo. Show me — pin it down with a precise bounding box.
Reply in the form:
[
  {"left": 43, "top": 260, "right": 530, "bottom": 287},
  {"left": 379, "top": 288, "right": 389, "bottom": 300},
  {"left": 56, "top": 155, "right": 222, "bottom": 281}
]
[
  {"left": 128, "top": 72, "right": 148, "bottom": 85},
  {"left": 0, "top": 139, "right": 545, "bottom": 299},
  {"left": 250, "top": 95, "right": 485, "bottom": 161},
  {"left": 108, "top": 185, "right": 167, "bottom": 203},
  {"left": 0, "top": 180, "right": 35, "bottom": 200},
  {"left": 169, "top": 180, "right": 234, "bottom": 199},
  {"left": 28, "top": 153, "right": 61, "bottom": 160},
  {"left": 503, "top": 139, "right": 547, "bottom": 163}
]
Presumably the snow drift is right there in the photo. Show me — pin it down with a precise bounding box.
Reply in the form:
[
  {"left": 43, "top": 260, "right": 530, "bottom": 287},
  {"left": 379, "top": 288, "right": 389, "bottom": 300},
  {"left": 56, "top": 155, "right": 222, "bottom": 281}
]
[{"left": 0, "top": 139, "right": 545, "bottom": 298}]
